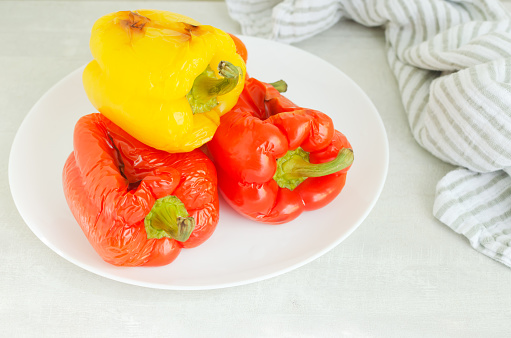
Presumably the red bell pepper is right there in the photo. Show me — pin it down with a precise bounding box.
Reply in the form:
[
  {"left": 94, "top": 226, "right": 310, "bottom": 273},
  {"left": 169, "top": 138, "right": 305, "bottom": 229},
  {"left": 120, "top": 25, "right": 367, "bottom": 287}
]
[
  {"left": 207, "top": 77, "right": 354, "bottom": 224},
  {"left": 63, "top": 113, "right": 219, "bottom": 266}
]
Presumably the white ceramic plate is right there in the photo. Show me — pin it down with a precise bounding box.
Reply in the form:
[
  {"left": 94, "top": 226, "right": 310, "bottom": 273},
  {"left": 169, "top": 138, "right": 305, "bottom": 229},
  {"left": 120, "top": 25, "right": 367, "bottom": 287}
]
[{"left": 9, "top": 36, "right": 388, "bottom": 290}]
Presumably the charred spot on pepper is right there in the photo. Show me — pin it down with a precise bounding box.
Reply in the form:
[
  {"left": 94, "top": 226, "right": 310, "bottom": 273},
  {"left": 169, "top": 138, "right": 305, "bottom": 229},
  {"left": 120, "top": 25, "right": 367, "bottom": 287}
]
[
  {"left": 118, "top": 11, "right": 151, "bottom": 33},
  {"left": 182, "top": 23, "right": 199, "bottom": 35},
  {"left": 165, "top": 22, "right": 207, "bottom": 43}
]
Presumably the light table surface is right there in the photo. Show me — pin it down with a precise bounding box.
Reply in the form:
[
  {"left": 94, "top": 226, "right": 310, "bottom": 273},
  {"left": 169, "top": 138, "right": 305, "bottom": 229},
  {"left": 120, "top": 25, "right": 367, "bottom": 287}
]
[{"left": 2, "top": 1, "right": 511, "bottom": 337}]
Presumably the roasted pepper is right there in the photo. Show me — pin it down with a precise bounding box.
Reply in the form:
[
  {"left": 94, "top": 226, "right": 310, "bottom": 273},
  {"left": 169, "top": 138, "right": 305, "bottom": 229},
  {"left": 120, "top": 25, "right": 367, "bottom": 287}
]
[
  {"left": 83, "top": 10, "right": 246, "bottom": 153},
  {"left": 207, "top": 78, "right": 354, "bottom": 224},
  {"left": 63, "top": 113, "right": 219, "bottom": 266}
]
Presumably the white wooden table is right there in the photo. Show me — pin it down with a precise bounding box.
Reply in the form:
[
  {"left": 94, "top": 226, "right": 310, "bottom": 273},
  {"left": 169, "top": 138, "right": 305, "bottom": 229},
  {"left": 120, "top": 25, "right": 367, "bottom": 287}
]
[{"left": 3, "top": 1, "right": 511, "bottom": 336}]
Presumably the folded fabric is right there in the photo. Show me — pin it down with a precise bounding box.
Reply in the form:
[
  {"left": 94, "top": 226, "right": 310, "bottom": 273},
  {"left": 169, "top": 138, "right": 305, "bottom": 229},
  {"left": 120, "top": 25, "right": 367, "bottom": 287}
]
[{"left": 225, "top": 0, "right": 511, "bottom": 267}]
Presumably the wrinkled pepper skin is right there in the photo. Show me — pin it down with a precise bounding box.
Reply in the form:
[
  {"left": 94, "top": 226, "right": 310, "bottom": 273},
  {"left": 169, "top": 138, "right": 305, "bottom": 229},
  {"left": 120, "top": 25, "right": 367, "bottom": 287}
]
[
  {"left": 207, "top": 78, "right": 353, "bottom": 224},
  {"left": 63, "top": 114, "right": 219, "bottom": 266},
  {"left": 83, "top": 10, "right": 246, "bottom": 153}
]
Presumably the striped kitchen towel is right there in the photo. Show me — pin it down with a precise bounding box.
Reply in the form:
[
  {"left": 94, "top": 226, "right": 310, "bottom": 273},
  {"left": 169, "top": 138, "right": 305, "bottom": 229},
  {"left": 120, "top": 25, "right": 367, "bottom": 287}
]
[{"left": 225, "top": 0, "right": 511, "bottom": 267}]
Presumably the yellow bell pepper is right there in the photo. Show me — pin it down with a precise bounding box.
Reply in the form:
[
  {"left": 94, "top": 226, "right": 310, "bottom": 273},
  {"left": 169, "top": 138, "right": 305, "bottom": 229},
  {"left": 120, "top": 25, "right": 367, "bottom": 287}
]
[{"left": 82, "top": 10, "right": 246, "bottom": 152}]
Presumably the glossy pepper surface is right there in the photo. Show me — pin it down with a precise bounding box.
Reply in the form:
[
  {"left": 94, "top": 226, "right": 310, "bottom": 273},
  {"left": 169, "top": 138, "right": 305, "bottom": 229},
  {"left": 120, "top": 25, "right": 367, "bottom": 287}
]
[
  {"left": 83, "top": 10, "right": 246, "bottom": 153},
  {"left": 207, "top": 78, "right": 354, "bottom": 224},
  {"left": 63, "top": 113, "right": 219, "bottom": 266}
]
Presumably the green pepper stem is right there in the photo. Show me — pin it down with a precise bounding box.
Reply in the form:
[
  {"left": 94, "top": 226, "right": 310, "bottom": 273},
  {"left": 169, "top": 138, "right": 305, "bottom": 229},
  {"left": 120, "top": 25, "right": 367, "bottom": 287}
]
[
  {"left": 144, "top": 196, "right": 195, "bottom": 242},
  {"left": 269, "top": 80, "right": 288, "bottom": 93},
  {"left": 186, "top": 61, "right": 241, "bottom": 114},
  {"left": 274, "top": 147, "right": 354, "bottom": 190},
  {"left": 285, "top": 148, "right": 354, "bottom": 178}
]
